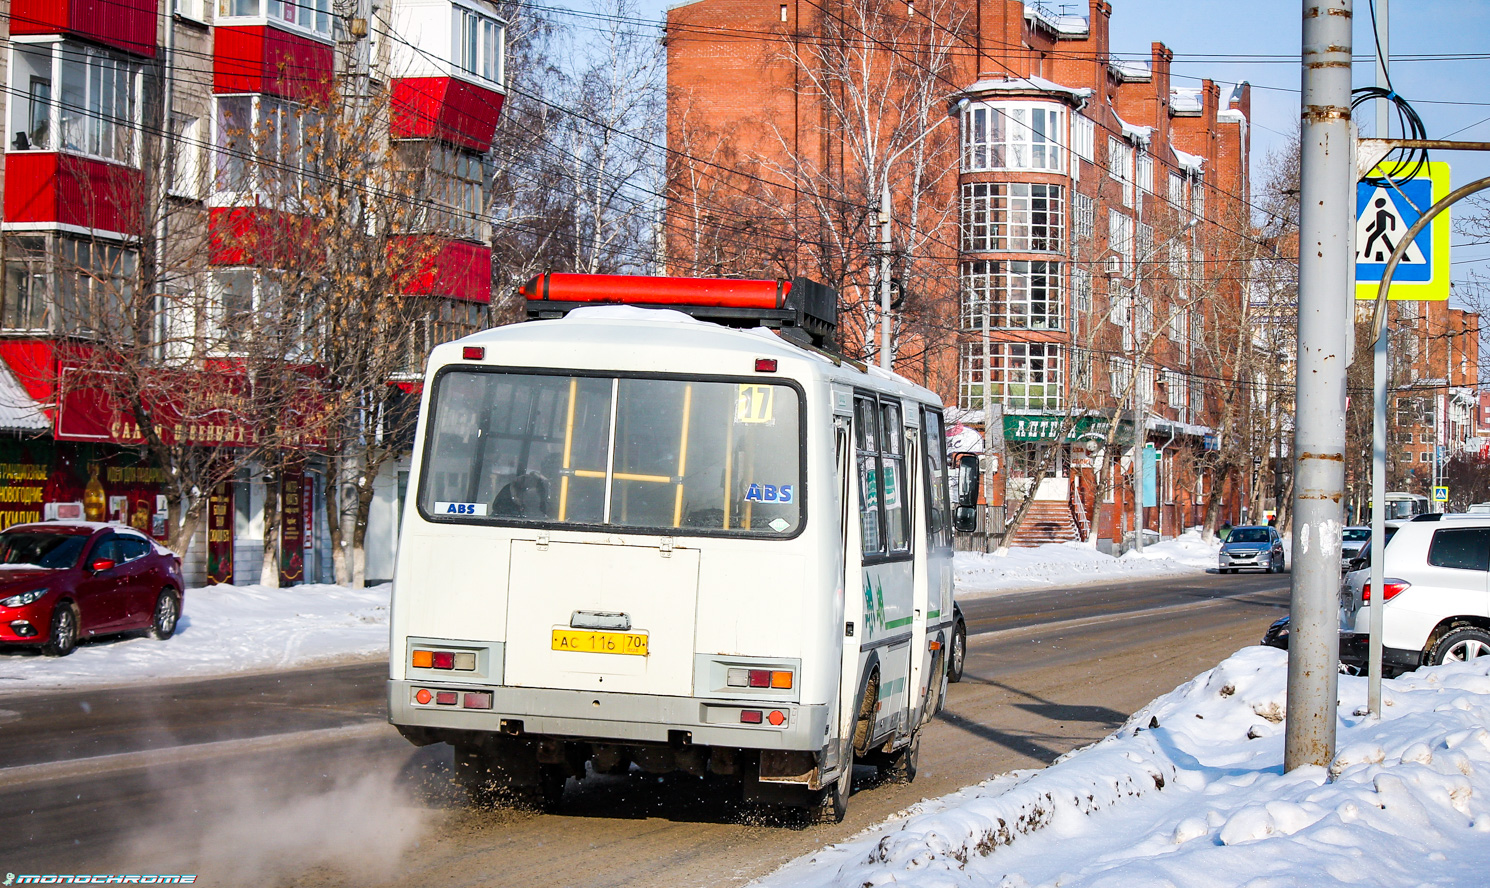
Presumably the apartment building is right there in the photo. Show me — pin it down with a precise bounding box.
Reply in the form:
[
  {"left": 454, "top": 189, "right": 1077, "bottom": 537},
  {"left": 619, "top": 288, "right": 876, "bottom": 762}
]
[
  {"left": 1389, "top": 300, "right": 1480, "bottom": 493},
  {"left": 665, "top": 0, "right": 1252, "bottom": 545},
  {"left": 0, "top": 0, "right": 506, "bottom": 583}
]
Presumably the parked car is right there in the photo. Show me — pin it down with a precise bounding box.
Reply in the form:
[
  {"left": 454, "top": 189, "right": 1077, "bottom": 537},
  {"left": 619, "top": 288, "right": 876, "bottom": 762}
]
[
  {"left": 1339, "top": 516, "right": 1490, "bottom": 674},
  {"left": 0, "top": 522, "right": 184, "bottom": 656},
  {"left": 1218, "top": 525, "right": 1285, "bottom": 574},
  {"left": 947, "top": 602, "right": 967, "bottom": 683},
  {"left": 1340, "top": 526, "right": 1370, "bottom": 572}
]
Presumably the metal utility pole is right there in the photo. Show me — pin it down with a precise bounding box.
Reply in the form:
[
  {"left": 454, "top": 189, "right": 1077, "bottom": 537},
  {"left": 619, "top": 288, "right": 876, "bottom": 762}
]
[
  {"left": 1287, "top": 0, "right": 1352, "bottom": 770},
  {"left": 879, "top": 182, "right": 893, "bottom": 370},
  {"left": 1367, "top": 0, "right": 1389, "bottom": 717}
]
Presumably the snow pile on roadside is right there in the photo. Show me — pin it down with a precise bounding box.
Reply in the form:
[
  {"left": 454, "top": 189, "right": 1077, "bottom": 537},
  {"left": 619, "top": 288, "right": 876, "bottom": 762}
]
[
  {"left": 956, "top": 534, "right": 1214, "bottom": 598},
  {"left": 1120, "top": 528, "right": 1222, "bottom": 570},
  {"left": 759, "top": 647, "right": 1490, "bottom": 888},
  {"left": 0, "top": 582, "right": 391, "bottom": 691}
]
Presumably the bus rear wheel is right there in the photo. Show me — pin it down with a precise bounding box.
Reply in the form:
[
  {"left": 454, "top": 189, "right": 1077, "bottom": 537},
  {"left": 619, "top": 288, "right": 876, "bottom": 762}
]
[
  {"left": 877, "top": 731, "right": 920, "bottom": 785},
  {"left": 809, "top": 764, "right": 850, "bottom": 824}
]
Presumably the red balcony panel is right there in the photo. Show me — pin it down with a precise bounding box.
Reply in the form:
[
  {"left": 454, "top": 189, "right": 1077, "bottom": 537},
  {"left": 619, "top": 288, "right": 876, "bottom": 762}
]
[
  {"left": 391, "top": 77, "right": 506, "bottom": 153},
  {"left": 4, "top": 153, "right": 144, "bottom": 236},
  {"left": 12, "top": 0, "right": 158, "bottom": 58},
  {"left": 397, "top": 238, "right": 492, "bottom": 303},
  {"left": 215, "top": 26, "right": 335, "bottom": 102},
  {"left": 209, "top": 207, "right": 321, "bottom": 267}
]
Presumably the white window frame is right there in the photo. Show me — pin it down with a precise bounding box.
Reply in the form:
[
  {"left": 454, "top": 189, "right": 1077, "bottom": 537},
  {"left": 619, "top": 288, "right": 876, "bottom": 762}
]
[
  {"left": 1191, "top": 174, "right": 1205, "bottom": 218},
  {"left": 1168, "top": 172, "right": 1186, "bottom": 210},
  {"left": 1108, "top": 137, "right": 1133, "bottom": 207},
  {"left": 1108, "top": 210, "right": 1133, "bottom": 274},
  {"left": 170, "top": 115, "right": 205, "bottom": 200},
  {"left": 960, "top": 260, "right": 1064, "bottom": 331},
  {"left": 961, "top": 183, "right": 1065, "bottom": 253},
  {"left": 217, "top": 0, "right": 333, "bottom": 40},
  {"left": 1072, "top": 192, "right": 1095, "bottom": 254},
  {"left": 1073, "top": 115, "right": 1095, "bottom": 162},
  {"left": 212, "top": 94, "right": 320, "bottom": 206},
  {"left": 1072, "top": 266, "right": 1092, "bottom": 315},
  {"left": 452, "top": 3, "right": 506, "bottom": 88},
  {"left": 1136, "top": 151, "right": 1154, "bottom": 193},
  {"left": 7, "top": 41, "right": 144, "bottom": 167},
  {"left": 962, "top": 101, "right": 1065, "bottom": 173}
]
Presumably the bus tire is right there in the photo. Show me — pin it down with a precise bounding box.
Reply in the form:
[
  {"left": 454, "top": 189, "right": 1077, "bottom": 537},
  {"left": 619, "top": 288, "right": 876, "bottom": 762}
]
[
  {"left": 879, "top": 731, "right": 920, "bottom": 785},
  {"left": 852, "top": 672, "right": 879, "bottom": 757},
  {"left": 810, "top": 764, "right": 850, "bottom": 824},
  {"left": 947, "top": 620, "right": 967, "bottom": 683}
]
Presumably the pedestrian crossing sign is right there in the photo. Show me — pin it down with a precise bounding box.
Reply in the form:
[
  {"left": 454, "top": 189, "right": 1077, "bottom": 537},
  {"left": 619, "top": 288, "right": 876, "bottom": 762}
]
[{"left": 1355, "top": 162, "right": 1451, "bottom": 301}]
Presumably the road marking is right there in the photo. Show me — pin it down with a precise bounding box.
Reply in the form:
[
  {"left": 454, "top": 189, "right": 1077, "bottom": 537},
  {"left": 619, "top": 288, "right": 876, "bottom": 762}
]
[
  {"left": 969, "top": 592, "right": 1281, "bottom": 643},
  {"left": 0, "top": 721, "right": 393, "bottom": 789}
]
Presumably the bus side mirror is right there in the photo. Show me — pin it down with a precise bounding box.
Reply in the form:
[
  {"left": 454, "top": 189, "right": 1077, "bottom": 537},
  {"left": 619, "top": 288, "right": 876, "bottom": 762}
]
[{"left": 953, "top": 454, "right": 980, "bottom": 533}]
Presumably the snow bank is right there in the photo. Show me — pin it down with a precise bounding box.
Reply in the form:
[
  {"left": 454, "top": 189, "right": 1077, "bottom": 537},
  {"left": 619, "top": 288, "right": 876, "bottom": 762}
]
[
  {"left": 759, "top": 647, "right": 1490, "bottom": 888},
  {"left": 0, "top": 582, "right": 391, "bottom": 691},
  {"left": 955, "top": 531, "right": 1216, "bottom": 598}
]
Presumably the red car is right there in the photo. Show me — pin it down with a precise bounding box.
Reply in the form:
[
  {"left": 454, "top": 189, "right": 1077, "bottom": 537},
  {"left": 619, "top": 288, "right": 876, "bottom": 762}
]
[{"left": 0, "top": 522, "right": 185, "bottom": 656}]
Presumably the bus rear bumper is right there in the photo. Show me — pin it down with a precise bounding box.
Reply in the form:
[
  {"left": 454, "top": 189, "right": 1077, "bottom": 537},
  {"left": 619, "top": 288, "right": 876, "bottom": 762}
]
[{"left": 388, "top": 679, "right": 830, "bottom": 751}]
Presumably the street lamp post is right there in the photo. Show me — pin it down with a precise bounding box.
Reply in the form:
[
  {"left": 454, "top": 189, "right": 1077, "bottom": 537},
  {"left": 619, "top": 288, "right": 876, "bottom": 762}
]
[{"left": 877, "top": 97, "right": 970, "bottom": 370}]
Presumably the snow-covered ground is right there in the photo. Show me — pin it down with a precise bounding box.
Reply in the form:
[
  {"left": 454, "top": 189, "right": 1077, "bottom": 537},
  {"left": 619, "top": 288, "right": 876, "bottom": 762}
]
[
  {"left": 761, "top": 648, "right": 1490, "bottom": 888},
  {"left": 0, "top": 582, "right": 391, "bottom": 691},
  {"left": 955, "top": 530, "right": 1218, "bottom": 598}
]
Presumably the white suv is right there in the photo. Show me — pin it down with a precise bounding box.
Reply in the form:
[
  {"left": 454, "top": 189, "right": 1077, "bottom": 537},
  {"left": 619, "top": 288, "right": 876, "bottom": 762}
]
[{"left": 1339, "top": 516, "right": 1490, "bottom": 673}]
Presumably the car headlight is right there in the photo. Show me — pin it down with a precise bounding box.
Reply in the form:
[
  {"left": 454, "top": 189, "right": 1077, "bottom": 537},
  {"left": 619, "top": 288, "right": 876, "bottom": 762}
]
[{"left": 1, "top": 588, "right": 48, "bottom": 607}]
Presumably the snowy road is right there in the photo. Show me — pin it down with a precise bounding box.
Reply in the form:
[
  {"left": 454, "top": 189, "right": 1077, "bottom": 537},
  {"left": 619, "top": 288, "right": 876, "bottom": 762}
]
[{"left": 0, "top": 570, "right": 1289, "bottom": 885}]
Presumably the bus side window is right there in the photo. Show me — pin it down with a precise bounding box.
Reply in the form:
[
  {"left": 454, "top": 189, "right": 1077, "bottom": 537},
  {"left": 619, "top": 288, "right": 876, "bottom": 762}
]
[
  {"left": 879, "top": 401, "right": 910, "bottom": 554},
  {"left": 855, "top": 397, "right": 883, "bottom": 555},
  {"left": 922, "top": 408, "right": 952, "bottom": 549}
]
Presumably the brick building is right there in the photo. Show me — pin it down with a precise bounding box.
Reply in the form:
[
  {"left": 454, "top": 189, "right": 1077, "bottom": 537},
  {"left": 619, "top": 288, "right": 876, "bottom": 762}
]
[
  {"left": 664, "top": 0, "right": 1253, "bottom": 546},
  {"left": 0, "top": 0, "right": 505, "bottom": 583},
  {"left": 1388, "top": 300, "right": 1480, "bottom": 496}
]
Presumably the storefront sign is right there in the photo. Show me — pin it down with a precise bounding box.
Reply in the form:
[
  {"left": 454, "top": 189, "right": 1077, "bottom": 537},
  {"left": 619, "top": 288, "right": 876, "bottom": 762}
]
[
  {"left": 280, "top": 471, "right": 305, "bottom": 584},
  {"left": 1003, "top": 414, "right": 1120, "bottom": 443},
  {"left": 207, "top": 485, "right": 234, "bottom": 585}
]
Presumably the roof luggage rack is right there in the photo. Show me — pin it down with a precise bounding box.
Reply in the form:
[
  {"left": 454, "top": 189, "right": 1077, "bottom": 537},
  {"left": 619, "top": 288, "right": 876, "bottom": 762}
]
[{"left": 521, "top": 273, "right": 838, "bottom": 349}]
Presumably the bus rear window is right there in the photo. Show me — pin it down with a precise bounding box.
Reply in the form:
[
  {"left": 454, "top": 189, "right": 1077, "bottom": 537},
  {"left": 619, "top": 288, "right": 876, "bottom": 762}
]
[{"left": 418, "top": 371, "right": 803, "bottom": 536}]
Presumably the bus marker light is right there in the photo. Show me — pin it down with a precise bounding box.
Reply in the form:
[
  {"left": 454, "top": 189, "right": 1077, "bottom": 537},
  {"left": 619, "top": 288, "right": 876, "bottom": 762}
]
[
  {"left": 463, "top": 346, "right": 485, "bottom": 360},
  {"left": 767, "top": 710, "right": 785, "bottom": 726},
  {"left": 436, "top": 691, "right": 459, "bottom": 706},
  {"left": 755, "top": 358, "right": 778, "bottom": 373},
  {"left": 770, "top": 671, "right": 793, "bottom": 689},
  {"left": 747, "top": 669, "right": 771, "bottom": 688},
  {"left": 740, "top": 710, "right": 763, "bottom": 724},
  {"left": 463, "top": 692, "right": 494, "bottom": 709},
  {"left": 414, "top": 688, "right": 433, "bottom": 705},
  {"left": 432, "top": 651, "right": 456, "bottom": 670},
  {"left": 411, "top": 650, "right": 433, "bottom": 668},
  {"left": 929, "top": 640, "right": 942, "bottom": 651},
  {"left": 454, "top": 652, "right": 477, "bottom": 671}
]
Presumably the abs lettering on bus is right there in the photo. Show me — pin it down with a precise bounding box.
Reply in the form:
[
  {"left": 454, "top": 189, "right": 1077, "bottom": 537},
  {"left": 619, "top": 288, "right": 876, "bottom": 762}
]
[
  {"left": 434, "top": 502, "right": 489, "bottom": 517},
  {"left": 744, "top": 483, "right": 793, "bottom": 504}
]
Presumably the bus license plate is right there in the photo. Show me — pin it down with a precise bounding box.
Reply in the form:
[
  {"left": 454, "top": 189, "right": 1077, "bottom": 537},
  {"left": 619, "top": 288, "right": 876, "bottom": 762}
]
[{"left": 551, "top": 629, "right": 649, "bottom": 656}]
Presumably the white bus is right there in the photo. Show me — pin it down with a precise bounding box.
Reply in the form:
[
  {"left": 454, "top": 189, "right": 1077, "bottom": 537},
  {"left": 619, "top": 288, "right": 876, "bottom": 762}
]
[{"left": 388, "top": 274, "right": 956, "bottom": 821}]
